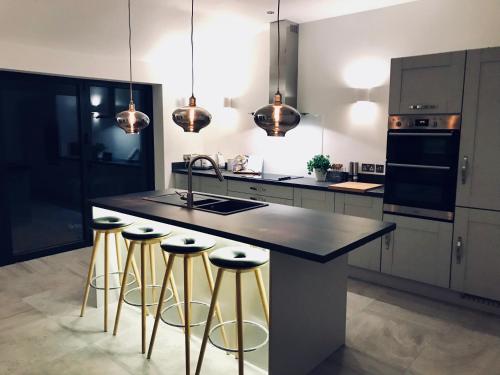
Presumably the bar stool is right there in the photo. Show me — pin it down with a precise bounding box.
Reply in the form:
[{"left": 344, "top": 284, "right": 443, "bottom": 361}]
[
  {"left": 147, "top": 234, "right": 230, "bottom": 375},
  {"left": 113, "top": 224, "right": 182, "bottom": 354},
  {"left": 195, "top": 246, "right": 270, "bottom": 375},
  {"left": 80, "top": 216, "right": 141, "bottom": 332}
]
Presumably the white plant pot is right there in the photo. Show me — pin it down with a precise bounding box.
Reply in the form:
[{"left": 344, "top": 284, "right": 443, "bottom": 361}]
[{"left": 314, "top": 169, "right": 327, "bottom": 182}]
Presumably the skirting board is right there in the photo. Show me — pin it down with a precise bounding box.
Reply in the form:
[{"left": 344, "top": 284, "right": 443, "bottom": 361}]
[{"left": 348, "top": 266, "right": 500, "bottom": 317}]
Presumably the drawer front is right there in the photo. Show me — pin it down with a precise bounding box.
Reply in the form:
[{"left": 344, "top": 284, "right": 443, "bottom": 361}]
[
  {"left": 230, "top": 191, "right": 294, "bottom": 206},
  {"left": 228, "top": 180, "right": 293, "bottom": 199}
]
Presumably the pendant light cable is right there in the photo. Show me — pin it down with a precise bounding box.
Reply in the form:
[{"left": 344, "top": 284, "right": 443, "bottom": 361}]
[
  {"left": 277, "top": 0, "right": 281, "bottom": 93},
  {"left": 191, "top": 0, "right": 195, "bottom": 98},
  {"left": 128, "top": 0, "right": 133, "bottom": 102}
]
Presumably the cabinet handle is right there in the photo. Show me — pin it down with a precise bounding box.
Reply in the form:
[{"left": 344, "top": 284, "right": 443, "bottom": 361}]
[
  {"left": 409, "top": 104, "right": 437, "bottom": 110},
  {"left": 461, "top": 156, "right": 469, "bottom": 184},
  {"left": 456, "top": 236, "right": 463, "bottom": 264},
  {"left": 385, "top": 233, "right": 391, "bottom": 250},
  {"left": 250, "top": 186, "right": 257, "bottom": 191},
  {"left": 249, "top": 196, "right": 257, "bottom": 200}
]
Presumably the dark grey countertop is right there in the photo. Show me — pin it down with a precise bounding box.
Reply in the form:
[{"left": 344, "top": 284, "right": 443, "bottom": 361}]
[
  {"left": 91, "top": 190, "right": 395, "bottom": 263},
  {"left": 172, "top": 168, "right": 384, "bottom": 198}
]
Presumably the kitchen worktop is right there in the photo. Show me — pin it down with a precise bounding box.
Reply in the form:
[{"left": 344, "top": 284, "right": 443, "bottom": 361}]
[
  {"left": 91, "top": 190, "right": 394, "bottom": 263},
  {"left": 171, "top": 166, "right": 385, "bottom": 197}
]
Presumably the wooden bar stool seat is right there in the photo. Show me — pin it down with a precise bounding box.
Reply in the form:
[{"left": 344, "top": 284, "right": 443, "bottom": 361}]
[
  {"left": 113, "top": 224, "right": 182, "bottom": 354},
  {"left": 147, "top": 234, "right": 230, "bottom": 375},
  {"left": 196, "top": 246, "right": 270, "bottom": 375},
  {"left": 80, "top": 216, "right": 140, "bottom": 332}
]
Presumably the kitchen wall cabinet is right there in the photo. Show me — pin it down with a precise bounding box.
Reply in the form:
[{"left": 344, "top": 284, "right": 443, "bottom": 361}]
[
  {"left": 388, "top": 51, "right": 466, "bottom": 115},
  {"left": 456, "top": 47, "right": 500, "bottom": 211},
  {"left": 293, "top": 188, "right": 334, "bottom": 212},
  {"left": 451, "top": 207, "right": 500, "bottom": 301},
  {"left": 335, "top": 194, "right": 383, "bottom": 271},
  {"left": 382, "top": 214, "right": 452, "bottom": 288}
]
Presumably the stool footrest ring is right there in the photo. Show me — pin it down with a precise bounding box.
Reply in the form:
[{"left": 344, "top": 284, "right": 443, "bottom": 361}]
[
  {"left": 124, "top": 285, "right": 173, "bottom": 307},
  {"left": 90, "top": 271, "right": 136, "bottom": 290},
  {"left": 208, "top": 320, "right": 269, "bottom": 353},
  {"left": 160, "top": 300, "right": 212, "bottom": 328}
]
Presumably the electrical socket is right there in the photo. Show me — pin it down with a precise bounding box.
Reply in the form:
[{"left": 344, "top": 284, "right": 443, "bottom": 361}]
[
  {"left": 361, "top": 163, "right": 375, "bottom": 173},
  {"left": 376, "top": 164, "right": 385, "bottom": 174}
]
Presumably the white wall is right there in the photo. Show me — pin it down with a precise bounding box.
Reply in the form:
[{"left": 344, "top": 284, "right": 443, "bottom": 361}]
[
  {"left": 201, "top": 0, "right": 500, "bottom": 176},
  {"left": 3, "top": 0, "right": 500, "bottom": 183}
]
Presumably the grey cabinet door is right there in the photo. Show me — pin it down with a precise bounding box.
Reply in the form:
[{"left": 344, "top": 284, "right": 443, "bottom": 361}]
[
  {"left": 451, "top": 207, "right": 500, "bottom": 301},
  {"left": 382, "top": 214, "right": 453, "bottom": 288},
  {"left": 198, "top": 176, "right": 228, "bottom": 196},
  {"left": 336, "top": 194, "right": 383, "bottom": 271},
  {"left": 389, "top": 51, "right": 466, "bottom": 114},
  {"left": 456, "top": 48, "right": 500, "bottom": 211},
  {"left": 293, "top": 188, "right": 335, "bottom": 211}
]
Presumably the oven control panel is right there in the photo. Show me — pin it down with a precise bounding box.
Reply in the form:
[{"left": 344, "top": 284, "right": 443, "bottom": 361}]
[{"left": 388, "top": 114, "right": 461, "bottom": 130}]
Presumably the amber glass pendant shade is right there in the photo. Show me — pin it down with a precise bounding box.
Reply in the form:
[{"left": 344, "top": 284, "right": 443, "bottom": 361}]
[
  {"left": 172, "top": 0, "right": 212, "bottom": 133},
  {"left": 254, "top": 92, "right": 301, "bottom": 137},
  {"left": 115, "top": 0, "right": 150, "bottom": 134},
  {"left": 172, "top": 96, "right": 211, "bottom": 133},
  {"left": 116, "top": 101, "right": 150, "bottom": 134},
  {"left": 253, "top": 0, "right": 301, "bottom": 137}
]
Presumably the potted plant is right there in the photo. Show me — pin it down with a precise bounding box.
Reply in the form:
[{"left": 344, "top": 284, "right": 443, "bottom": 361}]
[{"left": 307, "top": 154, "right": 331, "bottom": 182}]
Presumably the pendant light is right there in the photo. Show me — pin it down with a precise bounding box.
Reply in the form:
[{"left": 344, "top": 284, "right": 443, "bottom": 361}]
[
  {"left": 116, "top": 0, "right": 150, "bottom": 134},
  {"left": 172, "top": 0, "right": 212, "bottom": 133},
  {"left": 253, "top": 0, "right": 301, "bottom": 137}
]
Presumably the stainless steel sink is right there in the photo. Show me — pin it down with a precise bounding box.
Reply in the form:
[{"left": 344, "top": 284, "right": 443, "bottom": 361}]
[{"left": 143, "top": 192, "right": 268, "bottom": 215}]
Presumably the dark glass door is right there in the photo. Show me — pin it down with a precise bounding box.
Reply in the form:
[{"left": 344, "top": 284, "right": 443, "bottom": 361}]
[
  {"left": 0, "top": 73, "right": 85, "bottom": 261},
  {"left": 0, "top": 72, "right": 155, "bottom": 266},
  {"left": 84, "top": 83, "right": 154, "bottom": 199}
]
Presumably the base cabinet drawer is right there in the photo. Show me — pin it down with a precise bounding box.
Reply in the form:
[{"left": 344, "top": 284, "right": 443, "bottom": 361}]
[
  {"left": 230, "top": 191, "right": 293, "bottom": 206},
  {"left": 451, "top": 207, "right": 500, "bottom": 301},
  {"left": 382, "top": 214, "right": 452, "bottom": 288},
  {"left": 228, "top": 180, "right": 293, "bottom": 200},
  {"left": 335, "top": 193, "right": 383, "bottom": 271},
  {"left": 199, "top": 176, "right": 228, "bottom": 196}
]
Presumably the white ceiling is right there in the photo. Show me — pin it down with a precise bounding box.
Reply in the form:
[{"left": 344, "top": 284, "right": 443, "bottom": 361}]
[{"left": 0, "top": 0, "right": 418, "bottom": 59}]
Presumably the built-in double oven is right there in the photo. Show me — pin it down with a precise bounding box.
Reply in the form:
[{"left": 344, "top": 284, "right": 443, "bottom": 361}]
[{"left": 383, "top": 114, "right": 461, "bottom": 221}]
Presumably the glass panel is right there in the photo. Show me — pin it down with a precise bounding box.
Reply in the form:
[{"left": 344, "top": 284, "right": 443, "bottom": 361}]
[
  {"left": 0, "top": 74, "right": 84, "bottom": 256},
  {"left": 387, "top": 131, "right": 459, "bottom": 165},
  {"left": 384, "top": 166, "right": 456, "bottom": 211},
  {"left": 87, "top": 85, "right": 150, "bottom": 198}
]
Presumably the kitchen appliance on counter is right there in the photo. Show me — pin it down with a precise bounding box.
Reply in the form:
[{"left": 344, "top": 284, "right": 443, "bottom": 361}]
[{"left": 383, "top": 114, "right": 461, "bottom": 221}]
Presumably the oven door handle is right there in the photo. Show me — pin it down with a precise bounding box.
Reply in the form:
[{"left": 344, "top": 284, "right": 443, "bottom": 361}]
[
  {"left": 387, "top": 163, "right": 451, "bottom": 170},
  {"left": 388, "top": 132, "right": 454, "bottom": 137}
]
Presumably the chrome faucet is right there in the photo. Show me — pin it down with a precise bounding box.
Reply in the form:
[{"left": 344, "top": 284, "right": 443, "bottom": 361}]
[{"left": 187, "top": 155, "right": 224, "bottom": 208}]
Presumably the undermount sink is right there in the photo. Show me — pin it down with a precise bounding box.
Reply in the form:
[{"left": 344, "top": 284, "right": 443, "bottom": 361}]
[{"left": 143, "top": 192, "right": 268, "bottom": 215}]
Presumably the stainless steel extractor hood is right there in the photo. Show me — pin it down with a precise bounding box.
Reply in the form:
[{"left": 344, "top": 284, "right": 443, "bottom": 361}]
[{"left": 269, "top": 20, "right": 299, "bottom": 109}]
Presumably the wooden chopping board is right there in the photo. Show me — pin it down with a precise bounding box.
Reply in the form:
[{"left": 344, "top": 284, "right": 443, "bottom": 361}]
[{"left": 328, "top": 182, "right": 382, "bottom": 192}]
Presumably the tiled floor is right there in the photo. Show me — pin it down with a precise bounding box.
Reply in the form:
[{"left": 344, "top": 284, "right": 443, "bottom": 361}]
[{"left": 2, "top": 248, "right": 500, "bottom": 375}]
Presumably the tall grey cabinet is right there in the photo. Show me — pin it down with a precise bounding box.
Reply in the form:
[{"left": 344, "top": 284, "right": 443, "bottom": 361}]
[
  {"left": 451, "top": 47, "right": 500, "bottom": 301},
  {"left": 389, "top": 51, "right": 465, "bottom": 114},
  {"left": 455, "top": 48, "right": 500, "bottom": 211}
]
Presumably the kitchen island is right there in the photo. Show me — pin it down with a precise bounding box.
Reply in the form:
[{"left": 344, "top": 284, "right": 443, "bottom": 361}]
[{"left": 91, "top": 190, "right": 395, "bottom": 375}]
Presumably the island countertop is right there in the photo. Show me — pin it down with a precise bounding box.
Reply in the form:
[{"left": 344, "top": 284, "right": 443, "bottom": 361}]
[{"left": 91, "top": 190, "right": 395, "bottom": 263}]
